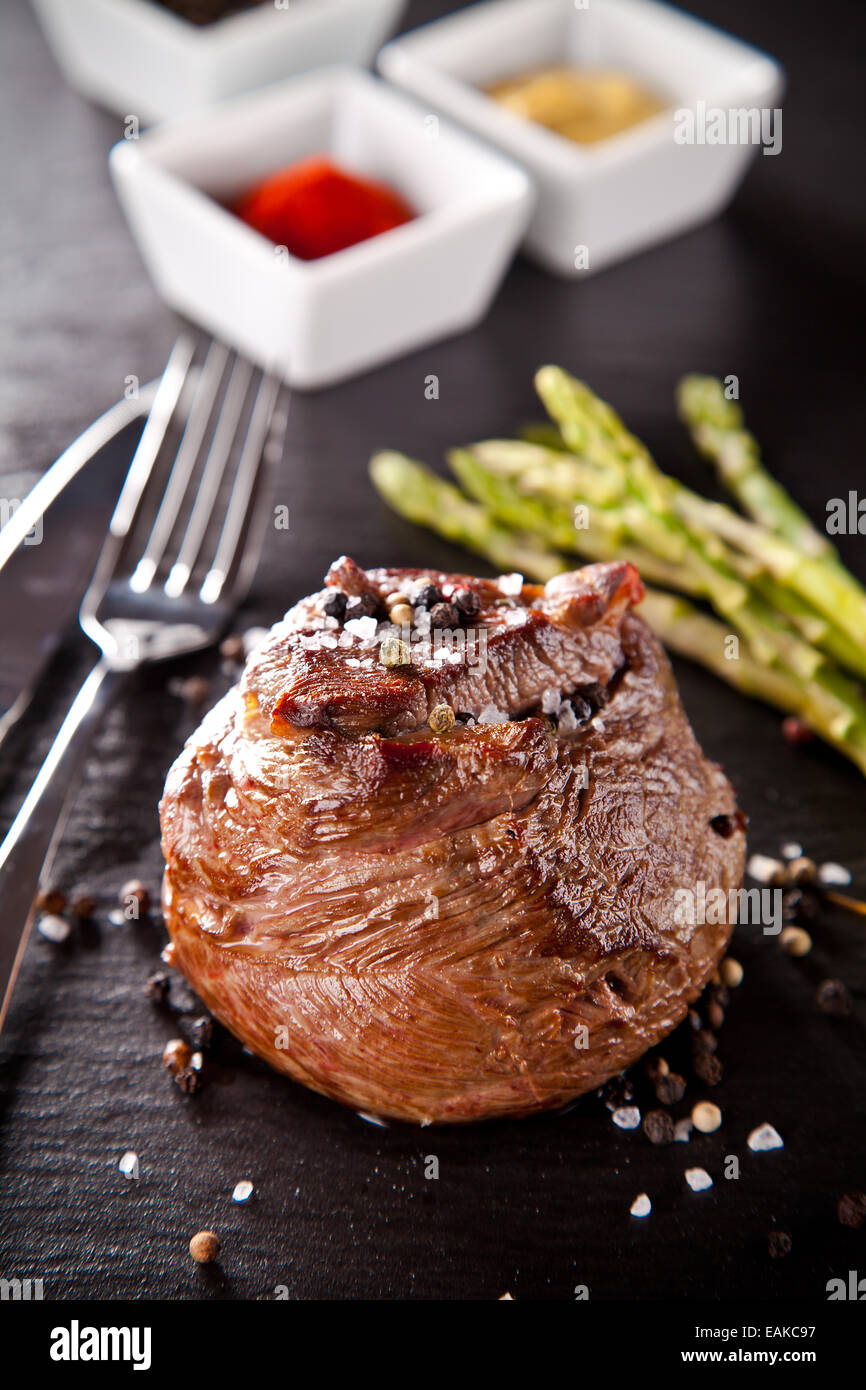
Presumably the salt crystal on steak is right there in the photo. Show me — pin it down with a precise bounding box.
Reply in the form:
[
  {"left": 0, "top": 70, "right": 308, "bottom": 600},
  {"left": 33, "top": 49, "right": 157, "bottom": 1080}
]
[
  {"left": 478, "top": 703, "right": 507, "bottom": 725},
  {"left": 344, "top": 616, "right": 378, "bottom": 642},
  {"left": 498, "top": 572, "right": 524, "bottom": 596}
]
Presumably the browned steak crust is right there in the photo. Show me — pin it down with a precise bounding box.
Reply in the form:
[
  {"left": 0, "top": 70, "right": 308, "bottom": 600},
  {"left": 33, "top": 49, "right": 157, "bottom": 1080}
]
[{"left": 160, "top": 558, "right": 745, "bottom": 1123}]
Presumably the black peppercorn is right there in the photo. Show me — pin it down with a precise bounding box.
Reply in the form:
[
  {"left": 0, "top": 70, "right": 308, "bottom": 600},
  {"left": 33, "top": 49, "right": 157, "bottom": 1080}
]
[
  {"left": 709, "top": 984, "right": 730, "bottom": 1010},
  {"left": 145, "top": 971, "right": 171, "bottom": 1004},
  {"left": 35, "top": 887, "right": 66, "bottom": 915},
  {"left": 768, "top": 1230, "right": 792, "bottom": 1259},
  {"left": 323, "top": 590, "right": 348, "bottom": 620},
  {"left": 642, "top": 1109, "right": 675, "bottom": 1144},
  {"left": 578, "top": 682, "right": 607, "bottom": 713},
  {"left": 599, "top": 1075, "right": 633, "bottom": 1111},
  {"left": 173, "top": 1065, "right": 203, "bottom": 1094},
  {"left": 782, "top": 887, "right": 820, "bottom": 924},
  {"left": 709, "top": 813, "right": 737, "bottom": 838},
  {"left": 452, "top": 587, "right": 481, "bottom": 620},
  {"left": 344, "top": 593, "right": 380, "bottom": 623},
  {"left": 706, "top": 1001, "right": 725, "bottom": 1030},
  {"left": 816, "top": 978, "right": 853, "bottom": 1017},
  {"left": 186, "top": 1014, "right": 214, "bottom": 1049},
  {"left": 655, "top": 1071, "right": 686, "bottom": 1106},
  {"left": 429, "top": 601, "right": 460, "bottom": 629},
  {"left": 414, "top": 583, "right": 444, "bottom": 610},
  {"left": 693, "top": 1051, "right": 724, "bottom": 1086}
]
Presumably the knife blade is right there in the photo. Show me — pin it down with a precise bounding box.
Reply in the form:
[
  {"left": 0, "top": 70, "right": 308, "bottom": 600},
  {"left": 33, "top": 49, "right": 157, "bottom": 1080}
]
[{"left": 0, "top": 387, "right": 155, "bottom": 754}]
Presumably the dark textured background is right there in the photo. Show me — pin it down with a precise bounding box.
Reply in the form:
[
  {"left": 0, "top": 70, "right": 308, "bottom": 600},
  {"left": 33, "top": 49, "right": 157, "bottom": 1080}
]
[{"left": 0, "top": 0, "right": 864, "bottom": 1302}]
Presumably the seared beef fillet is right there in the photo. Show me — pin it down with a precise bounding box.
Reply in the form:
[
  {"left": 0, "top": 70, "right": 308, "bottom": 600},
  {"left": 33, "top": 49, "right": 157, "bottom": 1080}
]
[{"left": 160, "top": 558, "right": 745, "bottom": 1123}]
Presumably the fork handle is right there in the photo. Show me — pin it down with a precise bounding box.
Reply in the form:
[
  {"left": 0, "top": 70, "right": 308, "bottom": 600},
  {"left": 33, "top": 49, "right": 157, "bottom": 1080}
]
[{"left": 0, "top": 656, "right": 119, "bottom": 1030}]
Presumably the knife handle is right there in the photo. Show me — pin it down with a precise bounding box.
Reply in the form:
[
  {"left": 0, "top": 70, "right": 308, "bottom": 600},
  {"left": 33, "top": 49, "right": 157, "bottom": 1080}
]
[{"left": 0, "top": 656, "right": 119, "bottom": 1031}]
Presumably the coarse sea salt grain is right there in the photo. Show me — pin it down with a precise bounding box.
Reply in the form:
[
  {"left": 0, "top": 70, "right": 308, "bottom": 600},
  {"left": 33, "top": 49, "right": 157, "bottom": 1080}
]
[
  {"left": 674, "top": 1119, "right": 693, "bottom": 1143},
  {"left": 818, "top": 861, "right": 852, "bottom": 886},
  {"left": 357, "top": 1111, "right": 389, "bottom": 1128},
  {"left": 498, "top": 572, "right": 524, "bottom": 596},
  {"left": 685, "top": 1167, "right": 713, "bottom": 1192},
  {"left": 612, "top": 1106, "right": 641, "bottom": 1130},
  {"left": 478, "top": 703, "right": 507, "bottom": 725},
  {"left": 344, "top": 616, "right": 378, "bottom": 641},
  {"left": 781, "top": 841, "right": 803, "bottom": 860},
  {"left": 747, "top": 853, "right": 784, "bottom": 884},
  {"left": 37, "top": 914, "right": 70, "bottom": 943},
  {"left": 541, "top": 688, "right": 561, "bottom": 715},
  {"left": 630, "top": 1193, "right": 651, "bottom": 1218},
  {"left": 557, "top": 703, "right": 578, "bottom": 732},
  {"left": 232, "top": 1180, "right": 254, "bottom": 1203},
  {"left": 119, "top": 1151, "right": 139, "bottom": 1180},
  {"left": 748, "top": 1123, "right": 784, "bottom": 1152}
]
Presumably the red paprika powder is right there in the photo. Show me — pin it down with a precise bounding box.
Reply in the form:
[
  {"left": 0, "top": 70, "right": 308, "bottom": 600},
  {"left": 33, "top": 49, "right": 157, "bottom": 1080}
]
[{"left": 232, "top": 156, "right": 415, "bottom": 261}]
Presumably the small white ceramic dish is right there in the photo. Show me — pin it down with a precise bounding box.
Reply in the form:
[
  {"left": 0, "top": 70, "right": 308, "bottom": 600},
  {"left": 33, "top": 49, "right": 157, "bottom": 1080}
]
[
  {"left": 378, "top": 0, "right": 784, "bottom": 277},
  {"left": 109, "top": 67, "right": 535, "bottom": 389},
  {"left": 29, "top": 0, "right": 408, "bottom": 123}
]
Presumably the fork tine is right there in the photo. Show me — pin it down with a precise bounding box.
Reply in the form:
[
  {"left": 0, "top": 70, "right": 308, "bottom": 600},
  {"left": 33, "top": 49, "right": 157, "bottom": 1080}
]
[
  {"left": 108, "top": 335, "right": 196, "bottom": 541},
  {"left": 164, "top": 353, "right": 254, "bottom": 598},
  {"left": 200, "top": 372, "right": 282, "bottom": 605},
  {"left": 129, "top": 338, "right": 230, "bottom": 594}
]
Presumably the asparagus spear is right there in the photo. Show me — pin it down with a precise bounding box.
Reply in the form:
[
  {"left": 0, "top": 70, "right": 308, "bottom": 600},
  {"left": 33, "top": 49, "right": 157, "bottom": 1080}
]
[
  {"left": 750, "top": 572, "right": 866, "bottom": 680},
  {"left": 458, "top": 439, "right": 866, "bottom": 739},
  {"left": 638, "top": 592, "right": 866, "bottom": 775},
  {"left": 675, "top": 375, "right": 836, "bottom": 560},
  {"left": 536, "top": 366, "right": 866, "bottom": 653},
  {"left": 670, "top": 486, "right": 866, "bottom": 648},
  {"left": 472, "top": 411, "right": 828, "bottom": 680},
  {"left": 368, "top": 448, "right": 866, "bottom": 776},
  {"left": 449, "top": 446, "right": 705, "bottom": 595},
  {"left": 369, "top": 450, "right": 563, "bottom": 582},
  {"left": 474, "top": 440, "right": 866, "bottom": 679}
]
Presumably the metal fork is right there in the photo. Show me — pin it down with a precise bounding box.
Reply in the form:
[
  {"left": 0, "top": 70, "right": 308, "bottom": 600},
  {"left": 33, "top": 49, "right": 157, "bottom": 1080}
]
[{"left": 0, "top": 334, "right": 284, "bottom": 1029}]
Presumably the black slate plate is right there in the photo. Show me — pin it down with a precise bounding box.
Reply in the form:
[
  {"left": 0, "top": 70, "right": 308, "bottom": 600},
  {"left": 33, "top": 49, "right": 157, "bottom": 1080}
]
[{"left": 1, "top": 243, "right": 865, "bottom": 1303}]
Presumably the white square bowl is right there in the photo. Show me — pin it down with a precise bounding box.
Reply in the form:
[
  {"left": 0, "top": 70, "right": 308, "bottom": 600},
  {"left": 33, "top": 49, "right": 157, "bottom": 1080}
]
[
  {"left": 29, "top": 0, "right": 408, "bottom": 123},
  {"left": 109, "top": 67, "right": 535, "bottom": 389},
  {"left": 378, "top": 0, "right": 784, "bottom": 278}
]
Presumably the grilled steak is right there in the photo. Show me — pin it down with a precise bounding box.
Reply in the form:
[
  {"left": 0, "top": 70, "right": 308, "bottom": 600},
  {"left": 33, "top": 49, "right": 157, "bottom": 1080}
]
[{"left": 160, "top": 557, "right": 745, "bottom": 1123}]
